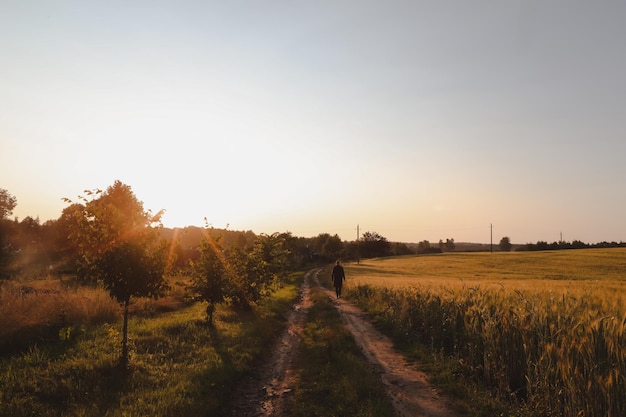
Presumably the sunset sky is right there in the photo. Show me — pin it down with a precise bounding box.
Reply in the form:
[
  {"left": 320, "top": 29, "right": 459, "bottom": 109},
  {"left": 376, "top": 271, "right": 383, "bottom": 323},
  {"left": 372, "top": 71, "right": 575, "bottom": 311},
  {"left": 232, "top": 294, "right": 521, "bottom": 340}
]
[{"left": 2, "top": 1, "right": 625, "bottom": 244}]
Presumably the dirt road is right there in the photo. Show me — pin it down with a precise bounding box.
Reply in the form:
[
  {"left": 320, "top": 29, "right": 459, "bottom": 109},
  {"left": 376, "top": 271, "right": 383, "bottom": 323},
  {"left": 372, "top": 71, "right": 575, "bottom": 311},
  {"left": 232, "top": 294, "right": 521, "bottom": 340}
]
[
  {"left": 317, "top": 271, "right": 458, "bottom": 417},
  {"left": 229, "top": 268, "right": 458, "bottom": 417},
  {"left": 228, "top": 270, "right": 313, "bottom": 417}
]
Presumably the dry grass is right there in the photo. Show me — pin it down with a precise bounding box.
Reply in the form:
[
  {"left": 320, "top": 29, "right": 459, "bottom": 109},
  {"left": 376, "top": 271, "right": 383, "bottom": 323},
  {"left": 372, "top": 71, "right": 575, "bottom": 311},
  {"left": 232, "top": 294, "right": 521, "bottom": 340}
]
[
  {"left": 0, "top": 274, "right": 196, "bottom": 353},
  {"left": 0, "top": 280, "right": 121, "bottom": 352},
  {"left": 0, "top": 272, "right": 304, "bottom": 417}
]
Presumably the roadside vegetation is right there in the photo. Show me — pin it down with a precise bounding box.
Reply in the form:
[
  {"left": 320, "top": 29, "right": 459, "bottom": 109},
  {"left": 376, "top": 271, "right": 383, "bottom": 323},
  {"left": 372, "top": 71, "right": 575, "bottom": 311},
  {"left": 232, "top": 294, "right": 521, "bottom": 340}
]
[
  {"left": 0, "top": 271, "right": 301, "bottom": 417},
  {"left": 344, "top": 249, "right": 626, "bottom": 417},
  {"left": 0, "top": 181, "right": 306, "bottom": 416}
]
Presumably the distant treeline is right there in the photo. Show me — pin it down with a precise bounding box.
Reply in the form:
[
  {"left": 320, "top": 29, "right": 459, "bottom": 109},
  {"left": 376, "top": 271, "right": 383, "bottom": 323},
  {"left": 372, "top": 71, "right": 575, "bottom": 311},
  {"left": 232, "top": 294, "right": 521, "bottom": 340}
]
[
  {"left": 2, "top": 183, "right": 625, "bottom": 280},
  {"left": 517, "top": 240, "right": 626, "bottom": 251}
]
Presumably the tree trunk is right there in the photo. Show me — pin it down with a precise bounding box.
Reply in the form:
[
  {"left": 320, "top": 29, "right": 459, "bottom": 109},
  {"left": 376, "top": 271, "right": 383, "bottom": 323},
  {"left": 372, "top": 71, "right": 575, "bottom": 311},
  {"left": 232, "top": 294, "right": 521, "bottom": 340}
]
[
  {"left": 206, "top": 302, "right": 215, "bottom": 327},
  {"left": 120, "top": 298, "right": 130, "bottom": 367}
]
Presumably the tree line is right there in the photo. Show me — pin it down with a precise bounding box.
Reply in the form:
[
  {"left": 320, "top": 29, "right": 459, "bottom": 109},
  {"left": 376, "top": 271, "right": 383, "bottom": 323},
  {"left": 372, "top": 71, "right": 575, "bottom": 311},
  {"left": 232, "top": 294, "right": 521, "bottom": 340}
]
[
  {"left": 0, "top": 183, "right": 410, "bottom": 365},
  {"left": 2, "top": 184, "right": 456, "bottom": 285}
]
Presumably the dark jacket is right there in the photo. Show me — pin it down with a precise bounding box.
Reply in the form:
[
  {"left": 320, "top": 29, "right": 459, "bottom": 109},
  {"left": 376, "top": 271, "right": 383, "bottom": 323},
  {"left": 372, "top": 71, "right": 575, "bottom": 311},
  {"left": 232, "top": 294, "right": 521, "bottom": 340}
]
[{"left": 332, "top": 265, "right": 345, "bottom": 287}]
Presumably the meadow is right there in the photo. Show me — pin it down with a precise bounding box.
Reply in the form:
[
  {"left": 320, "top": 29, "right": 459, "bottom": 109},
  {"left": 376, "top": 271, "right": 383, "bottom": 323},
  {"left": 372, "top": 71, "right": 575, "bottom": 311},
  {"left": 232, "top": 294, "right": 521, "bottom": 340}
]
[
  {"left": 344, "top": 248, "right": 626, "bottom": 417},
  {"left": 0, "top": 273, "right": 301, "bottom": 417}
]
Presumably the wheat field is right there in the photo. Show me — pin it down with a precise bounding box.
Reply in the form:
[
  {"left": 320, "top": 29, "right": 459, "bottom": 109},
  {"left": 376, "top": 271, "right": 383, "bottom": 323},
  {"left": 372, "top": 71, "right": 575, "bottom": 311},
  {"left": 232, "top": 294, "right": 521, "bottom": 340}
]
[{"left": 345, "top": 248, "right": 626, "bottom": 417}]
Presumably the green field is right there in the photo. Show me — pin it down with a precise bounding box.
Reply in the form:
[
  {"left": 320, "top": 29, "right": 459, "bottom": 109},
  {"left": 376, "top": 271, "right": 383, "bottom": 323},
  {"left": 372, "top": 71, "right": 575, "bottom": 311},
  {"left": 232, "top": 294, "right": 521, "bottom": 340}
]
[{"left": 345, "top": 248, "right": 626, "bottom": 417}]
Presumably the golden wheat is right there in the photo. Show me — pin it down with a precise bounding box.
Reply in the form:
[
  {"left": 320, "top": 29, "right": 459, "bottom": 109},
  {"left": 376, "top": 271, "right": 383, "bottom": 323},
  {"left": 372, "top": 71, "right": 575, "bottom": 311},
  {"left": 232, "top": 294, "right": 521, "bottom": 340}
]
[{"left": 346, "top": 249, "right": 626, "bottom": 417}]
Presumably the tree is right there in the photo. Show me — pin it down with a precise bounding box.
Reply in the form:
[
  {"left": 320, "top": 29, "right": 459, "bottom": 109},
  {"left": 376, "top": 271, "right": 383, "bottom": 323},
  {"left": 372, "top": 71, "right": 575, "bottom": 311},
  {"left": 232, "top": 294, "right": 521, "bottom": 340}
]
[
  {"left": 0, "top": 189, "right": 17, "bottom": 276},
  {"left": 499, "top": 236, "right": 513, "bottom": 252},
  {"left": 64, "top": 181, "right": 169, "bottom": 366},
  {"left": 191, "top": 233, "right": 230, "bottom": 326},
  {"left": 0, "top": 188, "right": 17, "bottom": 220},
  {"left": 359, "top": 231, "right": 390, "bottom": 258},
  {"left": 229, "top": 232, "right": 289, "bottom": 308},
  {"left": 417, "top": 240, "right": 431, "bottom": 254},
  {"left": 191, "top": 230, "right": 291, "bottom": 322},
  {"left": 321, "top": 234, "right": 344, "bottom": 261},
  {"left": 310, "top": 233, "right": 344, "bottom": 262},
  {"left": 248, "top": 232, "right": 291, "bottom": 288}
]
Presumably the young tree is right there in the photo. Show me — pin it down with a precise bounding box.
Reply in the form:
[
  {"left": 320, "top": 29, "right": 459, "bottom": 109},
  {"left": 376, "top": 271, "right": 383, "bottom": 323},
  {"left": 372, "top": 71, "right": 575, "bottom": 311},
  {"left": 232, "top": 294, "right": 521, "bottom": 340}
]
[
  {"left": 64, "top": 181, "right": 169, "bottom": 366},
  {"left": 250, "top": 232, "right": 291, "bottom": 288},
  {"left": 190, "top": 233, "right": 231, "bottom": 326},
  {"left": 191, "top": 230, "right": 292, "bottom": 319}
]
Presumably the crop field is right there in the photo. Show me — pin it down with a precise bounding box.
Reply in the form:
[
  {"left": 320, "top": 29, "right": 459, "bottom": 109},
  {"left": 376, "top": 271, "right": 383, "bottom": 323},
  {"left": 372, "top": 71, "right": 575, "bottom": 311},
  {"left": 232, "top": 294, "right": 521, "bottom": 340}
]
[
  {"left": 346, "top": 248, "right": 626, "bottom": 296},
  {"left": 344, "top": 248, "right": 626, "bottom": 417}
]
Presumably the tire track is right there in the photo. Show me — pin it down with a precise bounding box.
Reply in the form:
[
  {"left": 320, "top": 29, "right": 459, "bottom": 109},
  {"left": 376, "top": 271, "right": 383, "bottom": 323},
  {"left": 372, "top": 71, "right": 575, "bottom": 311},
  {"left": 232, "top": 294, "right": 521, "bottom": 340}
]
[
  {"left": 229, "top": 268, "right": 316, "bottom": 417},
  {"left": 230, "top": 268, "right": 458, "bottom": 417},
  {"left": 314, "top": 273, "right": 459, "bottom": 417}
]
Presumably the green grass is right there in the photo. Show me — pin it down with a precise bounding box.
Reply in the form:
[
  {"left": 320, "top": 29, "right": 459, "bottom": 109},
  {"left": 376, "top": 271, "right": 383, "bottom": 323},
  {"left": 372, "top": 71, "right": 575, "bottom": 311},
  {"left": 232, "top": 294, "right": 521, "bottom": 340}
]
[
  {"left": 286, "top": 285, "right": 396, "bottom": 417},
  {"left": 0, "top": 273, "right": 302, "bottom": 417}
]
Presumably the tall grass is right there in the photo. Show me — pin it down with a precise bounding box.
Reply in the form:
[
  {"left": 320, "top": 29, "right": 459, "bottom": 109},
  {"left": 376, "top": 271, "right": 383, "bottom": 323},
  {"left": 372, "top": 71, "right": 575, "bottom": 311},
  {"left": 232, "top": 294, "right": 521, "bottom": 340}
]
[
  {"left": 0, "top": 273, "right": 303, "bottom": 417},
  {"left": 346, "top": 249, "right": 626, "bottom": 417},
  {"left": 0, "top": 281, "right": 120, "bottom": 353}
]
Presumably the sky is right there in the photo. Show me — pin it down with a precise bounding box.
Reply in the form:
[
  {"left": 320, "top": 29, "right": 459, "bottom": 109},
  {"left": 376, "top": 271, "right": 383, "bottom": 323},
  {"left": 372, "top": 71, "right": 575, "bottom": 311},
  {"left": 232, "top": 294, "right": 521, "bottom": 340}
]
[{"left": 1, "top": 1, "right": 625, "bottom": 245}]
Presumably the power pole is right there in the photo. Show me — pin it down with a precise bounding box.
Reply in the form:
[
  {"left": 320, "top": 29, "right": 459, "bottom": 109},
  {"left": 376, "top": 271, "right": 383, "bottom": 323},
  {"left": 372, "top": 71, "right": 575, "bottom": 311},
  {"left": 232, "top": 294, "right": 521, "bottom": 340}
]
[{"left": 490, "top": 223, "right": 493, "bottom": 253}]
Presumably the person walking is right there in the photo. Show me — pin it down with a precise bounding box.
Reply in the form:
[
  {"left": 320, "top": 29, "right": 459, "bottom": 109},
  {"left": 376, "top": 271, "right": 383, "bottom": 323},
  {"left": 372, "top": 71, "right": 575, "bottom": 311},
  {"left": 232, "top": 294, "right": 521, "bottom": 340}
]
[{"left": 331, "top": 260, "right": 346, "bottom": 298}]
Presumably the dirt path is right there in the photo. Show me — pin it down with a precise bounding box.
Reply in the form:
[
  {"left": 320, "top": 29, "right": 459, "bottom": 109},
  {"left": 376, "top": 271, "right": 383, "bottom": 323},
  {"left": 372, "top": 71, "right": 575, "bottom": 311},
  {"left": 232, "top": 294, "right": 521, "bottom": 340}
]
[
  {"left": 315, "top": 272, "right": 458, "bottom": 417},
  {"left": 228, "top": 269, "right": 313, "bottom": 417},
  {"left": 229, "top": 268, "right": 458, "bottom": 417}
]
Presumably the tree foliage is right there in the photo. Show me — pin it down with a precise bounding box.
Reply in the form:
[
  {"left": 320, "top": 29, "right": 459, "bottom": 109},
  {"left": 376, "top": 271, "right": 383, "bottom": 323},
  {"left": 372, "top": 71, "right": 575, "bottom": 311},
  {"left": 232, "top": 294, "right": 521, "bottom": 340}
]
[
  {"left": 359, "top": 231, "right": 390, "bottom": 258},
  {"left": 309, "top": 233, "right": 345, "bottom": 262},
  {"left": 191, "top": 230, "right": 292, "bottom": 325},
  {"left": 0, "top": 188, "right": 17, "bottom": 220},
  {"left": 191, "top": 234, "right": 230, "bottom": 325},
  {"left": 0, "top": 189, "right": 17, "bottom": 275},
  {"left": 64, "top": 180, "right": 169, "bottom": 366},
  {"left": 416, "top": 240, "right": 442, "bottom": 254},
  {"left": 499, "top": 236, "right": 513, "bottom": 252}
]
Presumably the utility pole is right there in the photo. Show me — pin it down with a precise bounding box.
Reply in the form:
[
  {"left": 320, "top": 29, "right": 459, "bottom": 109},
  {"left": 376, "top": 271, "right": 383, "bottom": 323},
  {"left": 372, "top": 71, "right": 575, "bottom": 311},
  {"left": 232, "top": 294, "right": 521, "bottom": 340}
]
[{"left": 490, "top": 223, "right": 493, "bottom": 253}]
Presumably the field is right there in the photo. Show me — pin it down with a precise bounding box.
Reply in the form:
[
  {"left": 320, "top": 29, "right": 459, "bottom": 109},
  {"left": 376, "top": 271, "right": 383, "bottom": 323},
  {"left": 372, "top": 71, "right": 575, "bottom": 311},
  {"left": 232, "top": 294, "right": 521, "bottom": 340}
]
[
  {"left": 347, "top": 248, "right": 626, "bottom": 294},
  {"left": 344, "top": 248, "right": 626, "bottom": 417}
]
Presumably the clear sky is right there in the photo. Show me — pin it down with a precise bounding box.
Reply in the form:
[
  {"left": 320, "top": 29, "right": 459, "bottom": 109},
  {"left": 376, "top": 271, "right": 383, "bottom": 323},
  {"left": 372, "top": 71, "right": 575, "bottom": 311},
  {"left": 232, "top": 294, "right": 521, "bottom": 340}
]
[{"left": 1, "top": 1, "right": 625, "bottom": 244}]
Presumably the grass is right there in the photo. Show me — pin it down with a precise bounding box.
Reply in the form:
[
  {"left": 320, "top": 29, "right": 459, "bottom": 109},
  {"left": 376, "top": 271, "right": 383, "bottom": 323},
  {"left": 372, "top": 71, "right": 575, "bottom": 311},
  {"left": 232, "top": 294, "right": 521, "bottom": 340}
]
[
  {"left": 0, "top": 280, "right": 121, "bottom": 354},
  {"left": 286, "top": 285, "right": 396, "bottom": 417},
  {"left": 343, "top": 248, "right": 626, "bottom": 417},
  {"left": 0, "top": 272, "right": 302, "bottom": 417}
]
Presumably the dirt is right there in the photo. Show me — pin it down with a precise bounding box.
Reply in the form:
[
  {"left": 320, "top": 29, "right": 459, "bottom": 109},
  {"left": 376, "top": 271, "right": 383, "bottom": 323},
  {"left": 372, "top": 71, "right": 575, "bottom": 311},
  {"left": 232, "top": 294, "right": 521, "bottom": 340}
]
[
  {"left": 228, "top": 270, "right": 313, "bottom": 417},
  {"left": 229, "top": 268, "right": 459, "bottom": 417}
]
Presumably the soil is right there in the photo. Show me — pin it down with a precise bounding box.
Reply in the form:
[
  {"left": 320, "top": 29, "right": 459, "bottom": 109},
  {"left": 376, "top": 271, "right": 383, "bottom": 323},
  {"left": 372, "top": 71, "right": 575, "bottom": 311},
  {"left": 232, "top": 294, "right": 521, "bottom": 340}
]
[{"left": 228, "top": 268, "right": 459, "bottom": 417}]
